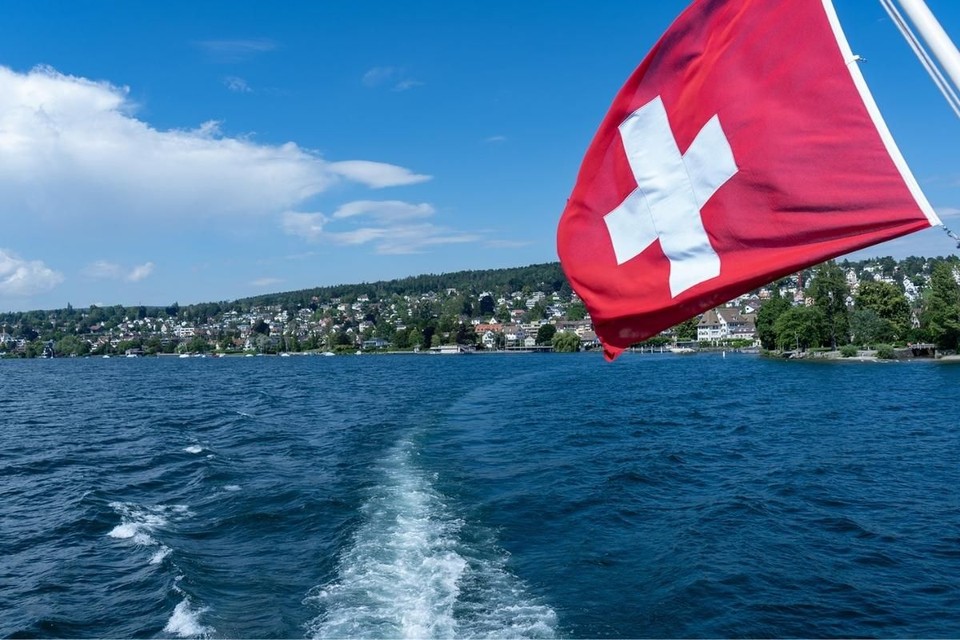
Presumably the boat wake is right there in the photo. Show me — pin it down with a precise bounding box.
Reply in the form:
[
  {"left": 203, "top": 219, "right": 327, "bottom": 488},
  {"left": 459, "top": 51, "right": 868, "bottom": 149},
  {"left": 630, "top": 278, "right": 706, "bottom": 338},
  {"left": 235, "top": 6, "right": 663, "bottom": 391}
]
[
  {"left": 106, "top": 502, "right": 214, "bottom": 638},
  {"left": 305, "top": 437, "right": 557, "bottom": 639}
]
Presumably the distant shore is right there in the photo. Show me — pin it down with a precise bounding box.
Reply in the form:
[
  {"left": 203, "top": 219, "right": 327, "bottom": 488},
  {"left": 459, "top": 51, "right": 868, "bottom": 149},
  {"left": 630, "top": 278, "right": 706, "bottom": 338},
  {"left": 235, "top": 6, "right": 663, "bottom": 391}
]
[{"left": 767, "top": 349, "right": 960, "bottom": 363}]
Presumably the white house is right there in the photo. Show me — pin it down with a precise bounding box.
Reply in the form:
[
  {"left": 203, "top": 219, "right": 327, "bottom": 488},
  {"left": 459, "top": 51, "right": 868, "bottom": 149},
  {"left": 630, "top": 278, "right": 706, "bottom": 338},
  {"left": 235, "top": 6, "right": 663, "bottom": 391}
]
[{"left": 697, "top": 308, "right": 757, "bottom": 342}]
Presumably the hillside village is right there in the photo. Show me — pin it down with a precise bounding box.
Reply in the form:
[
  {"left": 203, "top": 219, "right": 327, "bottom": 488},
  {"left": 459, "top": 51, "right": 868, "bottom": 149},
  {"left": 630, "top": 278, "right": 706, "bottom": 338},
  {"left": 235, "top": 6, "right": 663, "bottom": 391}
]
[{"left": 0, "top": 256, "right": 957, "bottom": 358}]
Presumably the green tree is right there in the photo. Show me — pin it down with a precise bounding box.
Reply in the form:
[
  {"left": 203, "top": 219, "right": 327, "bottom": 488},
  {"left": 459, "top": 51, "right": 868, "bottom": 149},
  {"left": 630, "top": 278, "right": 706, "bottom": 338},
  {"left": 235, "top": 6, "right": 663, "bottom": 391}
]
[
  {"left": 393, "top": 328, "right": 410, "bottom": 350},
  {"left": 855, "top": 280, "right": 910, "bottom": 341},
  {"left": 529, "top": 300, "right": 548, "bottom": 321},
  {"left": 252, "top": 319, "right": 270, "bottom": 335},
  {"left": 566, "top": 301, "right": 587, "bottom": 321},
  {"left": 145, "top": 336, "right": 163, "bottom": 355},
  {"left": 552, "top": 331, "right": 581, "bottom": 352},
  {"left": 755, "top": 296, "right": 792, "bottom": 350},
  {"left": 55, "top": 334, "right": 88, "bottom": 356},
  {"left": 454, "top": 323, "right": 477, "bottom": 345},
  {"left": 478, "top": 294, "right": 495, "bottom": 317},
  {"left": 24, "top": 340, "right": 44, "bottom": 358},
  {"left": 185, "top": 336, "right": 211, "bottom": 353},
  {"left": 849, "top": 308, "right": 887, "bottom": 346},
  {"left": 774, "top": 306, "right": 825, "bottom": 351},
  {"left": 421, "top": 325, "right": 436, "bottom": 349},
  {"left": 409, "top": 327, "right": 423, "bottom": 349},
  {"left": 673, "top": 317, "right": 700, "bottom": 341},
  {"left": 536, "top": 323, "right": 557, "bottom": 345},
  {"left": 920, "top": 263, "right": 960, "bottom": 349},
  {"left": 807, "top": 260, "right": 850, "bottom": 348}
]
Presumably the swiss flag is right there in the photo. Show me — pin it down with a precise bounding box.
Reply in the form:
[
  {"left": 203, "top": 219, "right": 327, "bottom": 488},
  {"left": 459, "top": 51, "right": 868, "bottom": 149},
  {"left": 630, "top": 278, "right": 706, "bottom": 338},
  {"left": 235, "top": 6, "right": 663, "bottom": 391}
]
[{"left": 557, "top": 0, "right": 940, "bottom": 360}]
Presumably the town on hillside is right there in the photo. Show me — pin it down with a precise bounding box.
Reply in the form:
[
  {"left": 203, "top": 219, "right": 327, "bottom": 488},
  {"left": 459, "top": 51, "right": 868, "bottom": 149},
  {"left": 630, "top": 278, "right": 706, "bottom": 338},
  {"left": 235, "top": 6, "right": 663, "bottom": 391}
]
[{"left": 1, "top": 256, "right": 958, "bottom": 358}]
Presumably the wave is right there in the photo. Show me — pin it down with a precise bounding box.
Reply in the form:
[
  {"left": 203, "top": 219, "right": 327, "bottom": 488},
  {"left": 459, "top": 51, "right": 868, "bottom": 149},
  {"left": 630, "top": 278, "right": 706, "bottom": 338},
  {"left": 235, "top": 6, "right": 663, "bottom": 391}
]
[
  {"left": 107, "top": 502, "right": 214, "bottom": 638},
  {"left": 164, "top": 597, "right": 212, "bottom": 639},
  {"left": 107, "top": 502, "right": 190, "bottom": 552},
  {"left": 305, "top": 438, "right": 556, "bottom": 639}
]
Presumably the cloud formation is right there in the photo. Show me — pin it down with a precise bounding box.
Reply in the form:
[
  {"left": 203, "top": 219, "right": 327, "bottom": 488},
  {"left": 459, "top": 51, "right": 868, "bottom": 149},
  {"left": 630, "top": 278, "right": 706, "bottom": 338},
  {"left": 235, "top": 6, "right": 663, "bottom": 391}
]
[
  {"left": 282, "top": 200, "right": 480, "bottom": 254},
  {"left": 332, "top": 200, "right": 434, "bottom": 221},
  {"left": 361, "top": 66, "right": 423, "bottom": 91},
  {"left": 0, "top": 65, "right": 431, "bottom": 228},
  {"left": 0, "top": 249, "right": 64, "bottom": 296},
  {"left": 281, "top": 212, "right": 326, "bottom": 242},
  {"left": 329, "top": 161, "right": 431, "bottom": 188},
  {"left": 83, "top": 260, "right": 155, "bottom": 282},
  {"left": 196, "top": 39, "right": 277, "bottom": 63},
  {"left": 223, "top": 76, "right": 252, "bottom": 93}
]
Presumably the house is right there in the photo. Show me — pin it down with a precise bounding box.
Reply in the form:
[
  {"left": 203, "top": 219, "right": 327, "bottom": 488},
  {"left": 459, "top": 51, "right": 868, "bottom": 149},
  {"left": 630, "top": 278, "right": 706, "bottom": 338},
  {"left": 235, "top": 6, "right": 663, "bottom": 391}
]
[
  {"left": 362, "top": 338, "right": 389, "bottom": 350},
  {"left": 480, "top": 331, "right": 497, "bottom": 349},
  {"left": 697, "top": 308, "right": 757, "bottom": 342},
  {"left": 740, "top": 296, "right": 763, "bottom": 315}
]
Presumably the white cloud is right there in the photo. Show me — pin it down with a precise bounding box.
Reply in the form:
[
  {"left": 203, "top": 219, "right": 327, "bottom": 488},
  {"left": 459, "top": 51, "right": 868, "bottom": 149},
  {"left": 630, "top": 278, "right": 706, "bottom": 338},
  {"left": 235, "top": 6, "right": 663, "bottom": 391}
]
[
  {"left": 223, "top": 76, "right": 252, "bottom": 93},
  {"left": 394, "top": 79, "right": 424, "bottom": 92},
  {"left": 0, "top": 65, "right": 429, "bottom": 229},
  {"left": 369, "top": 224, "right": 479, "bottom": 254},
  {"left": 283, "top": 199, "right": 478, "bottom": 254},
  {"left": 484, "top": 135, "right": 507, "bottom": 144},
  {"left": 333, "top": 200, "right": 434, "bottom": 221},
  {"left": 329, "top": 161, "right": 431, "bottom": 188},
  {"left": 0, "top": 249, "right": 64, "bottom": 296},
  {"left": 362, "top": 66, "right": 397, "bottom": 88},
  {"left": 325, "top": 227, "right": 390, "bottom": 246},
  {"left": 282, "top": 211, "right": 327, "bottom": 241},
  {"left": 83, "top": 260, "right": 155, "bottom": 282},
  {"left": 936, "top": 206, "right": 960, "bottom": 219},
  {"left": 128, "top": 262, "right": 155, "bottom": 282},
  {"left": 361, "top": 66, "right": 423, "bottom": 91},
  {"left": 196, "top": 39, "right": 277, "bottom": 63}
]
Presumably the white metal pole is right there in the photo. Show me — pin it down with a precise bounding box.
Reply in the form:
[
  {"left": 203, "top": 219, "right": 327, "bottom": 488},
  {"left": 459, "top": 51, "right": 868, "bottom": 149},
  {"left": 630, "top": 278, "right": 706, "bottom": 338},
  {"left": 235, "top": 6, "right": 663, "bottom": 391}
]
[{"left": 895, "top": 0, "right": 960, "bottom": 93}]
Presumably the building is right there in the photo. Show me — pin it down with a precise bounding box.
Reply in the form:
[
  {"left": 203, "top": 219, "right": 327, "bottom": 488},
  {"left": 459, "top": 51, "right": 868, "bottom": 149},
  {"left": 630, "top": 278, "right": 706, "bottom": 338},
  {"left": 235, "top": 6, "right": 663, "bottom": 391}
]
[{"left": 697, "top": 308, "right": 757, "bottom": 342}]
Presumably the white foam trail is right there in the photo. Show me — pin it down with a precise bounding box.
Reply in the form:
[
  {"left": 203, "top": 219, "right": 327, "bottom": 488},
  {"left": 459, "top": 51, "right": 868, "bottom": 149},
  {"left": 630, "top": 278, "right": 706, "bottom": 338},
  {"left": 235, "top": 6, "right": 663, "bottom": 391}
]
[
  {"left": 133, "top": 531, "right": 155, "bottom": 546},
  {"left": 107, "top": 523, "right": 139, "bottom": 539},
  {"left": 224, "top": 485, "right": 242, "bottom": 492},
  {"left": 164, "top": 598, "right": 212, "bottom": 638},
  {"left": 306, "top": 439, "right": 557, "bottom": 639},
  {"left": 184, "top": 444, "right": 203, "bottom": 454},
  {"left": 106, "top": 502, "right": 191, "bottom": 567},
  {"left": 150, "top": 546, "right": 171, "bottom": 565}
]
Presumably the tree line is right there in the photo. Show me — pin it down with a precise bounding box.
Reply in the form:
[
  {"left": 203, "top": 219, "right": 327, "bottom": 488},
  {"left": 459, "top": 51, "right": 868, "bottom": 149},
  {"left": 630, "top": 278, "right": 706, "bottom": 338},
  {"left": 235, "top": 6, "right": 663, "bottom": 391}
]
[
  {"left": 2, "top": 256, "right": 959, "bottom": 356},
  {"left": 756, "top": 258, "right": 960, "bottom": 352}
]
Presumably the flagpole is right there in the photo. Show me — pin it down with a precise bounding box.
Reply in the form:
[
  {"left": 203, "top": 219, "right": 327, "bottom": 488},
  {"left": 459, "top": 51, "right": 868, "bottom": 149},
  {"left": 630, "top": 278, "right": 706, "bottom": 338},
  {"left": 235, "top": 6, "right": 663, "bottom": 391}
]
[{"left": 894, "top": 0, "right": 960, "bottom": 94}]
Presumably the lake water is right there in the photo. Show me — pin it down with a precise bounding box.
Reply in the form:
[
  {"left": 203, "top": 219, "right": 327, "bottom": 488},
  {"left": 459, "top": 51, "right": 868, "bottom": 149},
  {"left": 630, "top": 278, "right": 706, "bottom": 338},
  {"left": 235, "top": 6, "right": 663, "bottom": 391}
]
[{"left": 2, "top": 352, "right": 959, "bottom": 638}]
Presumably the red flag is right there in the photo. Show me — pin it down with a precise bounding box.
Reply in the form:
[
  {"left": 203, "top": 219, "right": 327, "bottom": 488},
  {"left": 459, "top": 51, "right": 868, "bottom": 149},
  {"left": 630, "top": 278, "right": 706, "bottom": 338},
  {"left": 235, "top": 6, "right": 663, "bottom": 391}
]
[{"left": 557, "top": 0, "right": 940, "bottom": 360}]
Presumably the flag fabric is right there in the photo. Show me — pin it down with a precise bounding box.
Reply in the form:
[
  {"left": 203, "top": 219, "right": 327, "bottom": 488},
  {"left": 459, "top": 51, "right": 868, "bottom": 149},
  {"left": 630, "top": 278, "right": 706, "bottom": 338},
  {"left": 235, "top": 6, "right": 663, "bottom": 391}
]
[{"left": 557, "top": 0, "right": 940, "bottom": 361}]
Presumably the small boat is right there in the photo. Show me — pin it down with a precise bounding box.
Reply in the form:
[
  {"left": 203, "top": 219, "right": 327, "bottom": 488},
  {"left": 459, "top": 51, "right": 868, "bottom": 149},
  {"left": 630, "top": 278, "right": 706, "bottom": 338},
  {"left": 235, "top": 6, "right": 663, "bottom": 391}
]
[{"left": 431, "top": 344, "right": 476, "bottom": 355}]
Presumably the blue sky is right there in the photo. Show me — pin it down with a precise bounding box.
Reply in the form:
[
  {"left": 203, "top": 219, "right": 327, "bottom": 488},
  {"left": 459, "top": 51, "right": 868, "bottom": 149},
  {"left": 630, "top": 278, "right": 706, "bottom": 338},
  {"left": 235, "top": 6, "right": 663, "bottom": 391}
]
[{"left": 0, "top": 0, "right": 958, "bottom": 312}]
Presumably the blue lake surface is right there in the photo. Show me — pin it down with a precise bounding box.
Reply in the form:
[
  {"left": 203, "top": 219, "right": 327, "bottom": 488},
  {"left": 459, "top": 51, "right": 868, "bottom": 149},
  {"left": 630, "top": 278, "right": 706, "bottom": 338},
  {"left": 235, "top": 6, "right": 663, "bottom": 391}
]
[{"left": 2, "top": 352, "right": 959, "bottom": 638}]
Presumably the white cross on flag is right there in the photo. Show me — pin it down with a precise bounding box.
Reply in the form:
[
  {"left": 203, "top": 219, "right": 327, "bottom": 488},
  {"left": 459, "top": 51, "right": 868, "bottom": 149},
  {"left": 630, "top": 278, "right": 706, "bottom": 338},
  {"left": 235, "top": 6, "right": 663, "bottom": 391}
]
[{"left": 557, "top": 0, "right": 941, "bottom": 361}]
